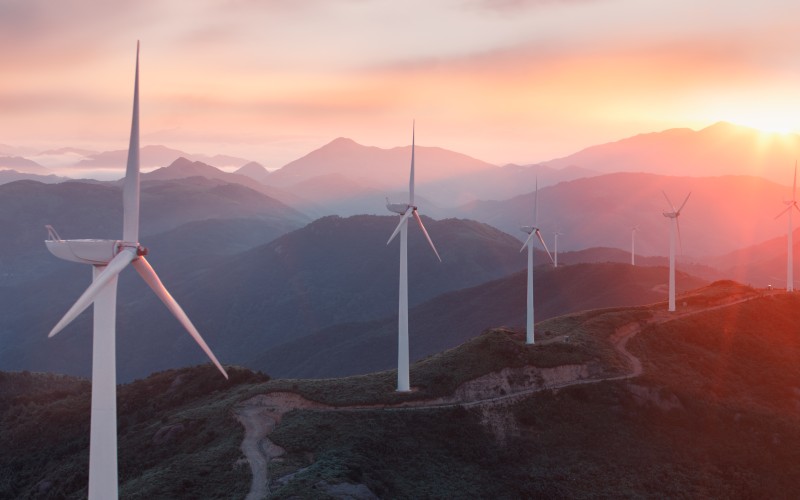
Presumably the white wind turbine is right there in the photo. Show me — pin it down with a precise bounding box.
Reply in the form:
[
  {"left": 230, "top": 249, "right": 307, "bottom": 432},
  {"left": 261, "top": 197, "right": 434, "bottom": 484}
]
[
  {"left": 553, "top": 229, "right": 563, "bottom": 268},
  {"left": 44, "top": 43, "right": 228, "bottom": 500},
  {"left": 630, "top": 225, "right": 639, "bottom": 266},
  {"left": 662, "top": 191, "right": 691, "bottom": 312},
  {"left": 386, "top": 123, "right": 441, "bottom": 392},
  {"left": 775, "top": 162, "right": 799, "bottom": 292},
  {"left": 520, "top": 180, "right": 554, "bottom": 344}
]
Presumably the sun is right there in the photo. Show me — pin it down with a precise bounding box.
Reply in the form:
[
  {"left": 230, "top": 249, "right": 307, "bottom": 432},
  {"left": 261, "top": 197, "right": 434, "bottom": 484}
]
[{"left": 722, "top": 111, "right": 800, "bottom": 135}]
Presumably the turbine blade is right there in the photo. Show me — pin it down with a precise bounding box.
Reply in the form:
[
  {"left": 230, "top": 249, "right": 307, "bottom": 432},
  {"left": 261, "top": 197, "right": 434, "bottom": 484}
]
[
  {"left": 534, "top": 177, "right": 539, "bottom": 226},
  {"left": 132, "top": 257, "right": 228, "bottom": 379},
  {"left": 409, "top": 120, "right": 415, "bottom": 206},
  {"left": 676, "top": 192, "right": 691, "bottom": 214},
  {"left": 123, "top": 41, "right": 141, "bottom": 243},
  {"left": 412, "top": 210, "right": 441, "bottom": 262},
  {"left": 662, "top": 191, "right": 676, "bottom": 212},
  {"left": 793, "top": 161, "right": 797, "bottom": 202},
  {"left": 49, "top": 249, "right": 136, "bottom": 338},
  {"left": 387, "top": 209, "right": 411, "bottom": 245},
  {"left": 775, "top": 205, "right": 793, "bottom": 219},
  {"left": 676, "top": 217, "right": 684, "bottom": 254},
  {"left": 520, "top": 231, "right": 535, "bottom": 253},
  {"left": 536, "top": 229, "right": 554, "bottom": 264}
]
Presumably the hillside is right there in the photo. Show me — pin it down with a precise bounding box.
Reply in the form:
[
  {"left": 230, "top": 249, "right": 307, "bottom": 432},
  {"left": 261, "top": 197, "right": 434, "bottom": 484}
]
[
  {"left": 4, "top": 281, "right": 800, "bottom": 497},
  {"left": 250, "top": 262, "right": 708, "bottom": 378},
  {"left": 2, "top": 215, "right": 529, "bottom": 381}
]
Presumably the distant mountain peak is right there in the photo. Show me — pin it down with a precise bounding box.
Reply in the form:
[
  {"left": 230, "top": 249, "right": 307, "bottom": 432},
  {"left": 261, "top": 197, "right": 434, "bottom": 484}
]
[{"left": 235, "top": 161, "right": 270, "bottom": 183}]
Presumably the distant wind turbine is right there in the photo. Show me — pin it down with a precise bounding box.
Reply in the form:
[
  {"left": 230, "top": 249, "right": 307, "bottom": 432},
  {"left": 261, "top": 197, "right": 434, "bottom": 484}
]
[
  {"left": 775, "top": 161, "right": 799, "bottom": 292},
  {"left": 386, "top": 122, "right": 441, "bottom": 392},
  {"left": 44, "top": 43, "right": 228, "bottom": 500},
  {"left": 520, "top": 180, "right": 554, "bottom": 344},
  {"left": 631, "top": 225, "right": 639, "bottom": 266},
  {"left": 662, "top": 191, "right": 691, "bottom": 312},
  {"left": 553, "top": 229, "right": 563, "bottom": 268}
]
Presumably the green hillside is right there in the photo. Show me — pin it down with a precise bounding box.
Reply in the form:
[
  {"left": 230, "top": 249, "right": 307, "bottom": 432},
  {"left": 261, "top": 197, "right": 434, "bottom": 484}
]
[{"left": 4, "top": 281, "right": 800, "bottom": 498}]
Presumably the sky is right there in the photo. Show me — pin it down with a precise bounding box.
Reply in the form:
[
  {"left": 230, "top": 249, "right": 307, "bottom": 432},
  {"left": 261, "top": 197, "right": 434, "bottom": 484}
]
[{"left": 3, "top": 0, "right": 800, "bottom": 169}]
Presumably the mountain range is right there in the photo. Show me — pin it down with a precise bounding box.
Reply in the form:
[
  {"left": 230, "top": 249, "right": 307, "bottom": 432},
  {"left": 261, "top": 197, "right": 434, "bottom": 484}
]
[{"left": 250, "top": 262, "right": 707, "bottom": 378}]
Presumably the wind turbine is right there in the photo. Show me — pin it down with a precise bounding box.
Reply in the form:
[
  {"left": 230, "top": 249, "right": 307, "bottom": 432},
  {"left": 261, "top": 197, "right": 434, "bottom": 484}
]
[
  {"left": 662, "top": 191, "right": 691, "bottom": 312},
  {"left": 775, "top": 162, "right": 799, "bottom": 292},
  {"left": 520, "top": 180, "right": 554, "bottom": 344},
  {"left": 553, "top": 229, "right": 563, "bottom": 268},
  {"left": 631, "top": 225, "right": 639, "bottom": 266},
  {"left": 44, "top": 43, "right": 228, "bottom": 500},
  {"left": 386, "top": 122, "right": 441, "bottom": 392}
]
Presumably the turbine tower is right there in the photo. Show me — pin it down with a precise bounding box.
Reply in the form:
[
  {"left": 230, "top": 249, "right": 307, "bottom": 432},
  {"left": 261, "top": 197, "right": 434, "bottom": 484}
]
[
  {"left": 631, "top": 225, "right": 639, "bottom": 266},
  {"left": 386, "top": 122, "right": 441, "bottom": 392},
  {"left": 775, "top": 162, "right": 799, "bottom": 292},
  {"left": 662, "top": 191, "right": 690, "bottom": 312},
  {"left": 520, "top": 180, "right": 554, "bottom": 344},
  {"left": 553, "top": 230, "right": 563, "bottom": 268},
  {"left": 44, "top": 43, "right": 228, "bottom": 500}
]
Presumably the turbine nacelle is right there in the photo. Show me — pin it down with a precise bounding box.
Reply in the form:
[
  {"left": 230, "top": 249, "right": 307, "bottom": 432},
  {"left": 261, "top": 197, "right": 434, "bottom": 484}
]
[
  {"left": 45, "top": 231, "right": 147, "bottom": 266},
  {"left": 520, "top": 225, "right": 538, "bottom": 235},
  {"left": 386, "top": 198, "right": 412, "bottom": 215}
]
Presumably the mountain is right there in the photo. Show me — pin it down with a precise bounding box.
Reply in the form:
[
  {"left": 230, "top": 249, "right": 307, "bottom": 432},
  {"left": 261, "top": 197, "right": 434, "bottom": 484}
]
[
  {"left": 0, "top": 178, "right": 308, "bottom": 285},
  {"left": 5, "top": 282, "right": 800, "bottom": 498},
  {"left": 262, "top": 137, "right": 594, "bottom": 214},
  {"left": 233, "top": 161, "right": 270, "bottom": 184},
  {"left": 701, "top": 227, "right": 800, "bottom": 288},
  {"left": 420, "top": 162, "right": 598, "bottom": 205},
  {"left": 2, "top": 215, "right": 528, "bottom": 381},
  {"left": 73, "top": 145, "right": 251, "bottom": 170},
  {"left": 543, "top": 121, "right": 800, "bottom": 184},
  {"left": 266, "top": 137, "right": 495, "bottom": 189},
  {"left": 143, "top": 157, "right": 316, "bottom": 215},
  {"left": 0, "top": 169, "right": 69, "bottom": 185},
  {"left": 0, "top": 156, "right": 49, "bottom": 173},
  {"left": 458, "top": 171, "right": 791, "bottom": 258},
  {"left": 250, "top": 262, "right": 708, "bottom": 378}
]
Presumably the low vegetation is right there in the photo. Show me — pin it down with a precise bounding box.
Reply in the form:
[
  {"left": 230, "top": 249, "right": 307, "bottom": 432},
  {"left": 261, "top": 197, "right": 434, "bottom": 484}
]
[{"left": 4, "top": 281, "right": 800, "bottom": 498}]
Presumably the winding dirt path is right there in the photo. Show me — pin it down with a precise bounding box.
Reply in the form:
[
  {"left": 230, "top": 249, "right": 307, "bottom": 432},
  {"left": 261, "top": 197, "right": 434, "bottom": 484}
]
[{"left": 234, "top": 292, "right": 765, "bottom": 498}]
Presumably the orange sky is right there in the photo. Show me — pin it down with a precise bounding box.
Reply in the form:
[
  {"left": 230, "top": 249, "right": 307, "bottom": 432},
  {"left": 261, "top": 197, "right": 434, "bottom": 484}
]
[{"left": 2, "top": 0, "right": 800, "bottom": 169}]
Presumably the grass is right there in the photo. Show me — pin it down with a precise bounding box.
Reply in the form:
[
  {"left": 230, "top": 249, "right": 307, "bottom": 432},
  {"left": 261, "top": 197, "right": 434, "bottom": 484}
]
[{"left": 239, "top": 306, "right": 651, "bottom": 407}]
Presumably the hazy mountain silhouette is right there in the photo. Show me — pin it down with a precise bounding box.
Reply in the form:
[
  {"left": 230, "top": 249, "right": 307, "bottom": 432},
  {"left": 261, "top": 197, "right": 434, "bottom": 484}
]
[
  {"left": 261, "top": 137, "right": 593, "bottom": 214},
  {"left": 234, "top": 161, "right": 271, "bottom": 183},
  {"left": 702, "top": 227, "right": 800, "bottom": 288},
  {"left": 0, "top": 156, "right": 48, "bottom": 173},
  {"left": 143, "top": 157, "right": 318, "bottom": 216},
  {"left": 267, "top": 137, "right": 494, "bottom": 189},
  {"left": 73, "top": 145, "right": 251, "bottom": 170},
  {"left": 458, "top": 171, "right": 791, "bottom": 258},
  {"left": 0, "top": 169, "right": 69, "bottom": 185},
  {"left": 0, "top": 178, "right": 308, "bottom": 285},
  {"left": 250, "top": 262, "right": 708, "bottom": 378},
  {"left": 543, "top": 121, "right": 800, "bottom": 184}
]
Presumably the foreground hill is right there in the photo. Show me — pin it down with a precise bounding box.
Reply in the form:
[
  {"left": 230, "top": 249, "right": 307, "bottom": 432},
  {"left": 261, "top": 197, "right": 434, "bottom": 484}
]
[
  {"left": 5, "top": 281, "right": 800, "bottom": 497},
  {"left": 250, "top": 262, "right": 708, "bottom": 378}
]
